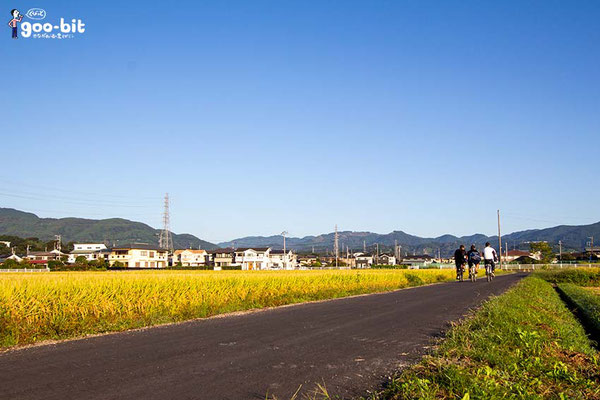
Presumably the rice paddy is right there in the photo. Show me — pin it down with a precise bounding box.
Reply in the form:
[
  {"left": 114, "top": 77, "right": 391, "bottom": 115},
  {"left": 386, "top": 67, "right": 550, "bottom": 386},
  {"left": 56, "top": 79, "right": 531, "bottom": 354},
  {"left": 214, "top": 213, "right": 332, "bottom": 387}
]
[{"left": 0, "top": 269, "right": 457, "bottom": 348}]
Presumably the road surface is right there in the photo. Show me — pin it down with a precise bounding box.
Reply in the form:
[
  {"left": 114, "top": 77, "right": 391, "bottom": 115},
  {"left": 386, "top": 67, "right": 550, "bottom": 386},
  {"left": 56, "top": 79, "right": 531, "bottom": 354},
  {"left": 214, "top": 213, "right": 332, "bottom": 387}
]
[{"left": 0, "top": 273, "right": 524, "bottom": 400}]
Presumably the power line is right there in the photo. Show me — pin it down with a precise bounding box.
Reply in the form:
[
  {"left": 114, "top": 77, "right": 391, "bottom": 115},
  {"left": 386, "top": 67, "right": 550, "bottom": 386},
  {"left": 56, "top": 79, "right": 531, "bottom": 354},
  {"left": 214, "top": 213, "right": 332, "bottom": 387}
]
[
  {"left": 0, "top": 177, "right": 158, "bottom": 201},
  {"left": 0, "top": 190, "right": 155, "bottom": 208}
]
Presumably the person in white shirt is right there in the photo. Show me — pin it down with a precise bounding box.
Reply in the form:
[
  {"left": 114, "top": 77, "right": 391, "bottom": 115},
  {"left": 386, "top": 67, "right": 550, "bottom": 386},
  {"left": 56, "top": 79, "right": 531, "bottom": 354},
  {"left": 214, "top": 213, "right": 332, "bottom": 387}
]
[{"left": 483, "top": 242, "right": 498, "bottom": 277}]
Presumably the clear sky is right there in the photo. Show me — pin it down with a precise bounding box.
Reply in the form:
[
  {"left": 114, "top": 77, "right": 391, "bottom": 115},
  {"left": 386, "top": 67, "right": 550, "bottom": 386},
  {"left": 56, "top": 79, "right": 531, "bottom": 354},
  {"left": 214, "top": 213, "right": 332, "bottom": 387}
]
[{"left": 2, "top": 1, "right": 599, "bottom": 243}]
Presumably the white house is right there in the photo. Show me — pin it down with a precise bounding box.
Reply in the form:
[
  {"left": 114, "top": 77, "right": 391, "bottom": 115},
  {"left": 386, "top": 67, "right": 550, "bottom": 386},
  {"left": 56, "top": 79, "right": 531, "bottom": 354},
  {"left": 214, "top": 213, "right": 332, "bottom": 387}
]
[
  {"left": 356, "top": 254, "right": 374, "bottom": 268},
  {"left": 269, "top": 250, "right": 297, "bottom": 269},
  {"left": 172, "top": 249, "right": 207, "bottom": 266},
  {"left": 401, "top": 255, "right": 434, "bottom": 267},
  {"left": 234, "top": 247, "right": 271, "bottom": 270},
  {"left": 109, "top": 244, "right": 168, "bottom": 268},
  {"left": 68, "top": 243, "right": 109, "bottom": 263},
  {"left": 376, "top": 253, "right": 396, "bottom": 265}
]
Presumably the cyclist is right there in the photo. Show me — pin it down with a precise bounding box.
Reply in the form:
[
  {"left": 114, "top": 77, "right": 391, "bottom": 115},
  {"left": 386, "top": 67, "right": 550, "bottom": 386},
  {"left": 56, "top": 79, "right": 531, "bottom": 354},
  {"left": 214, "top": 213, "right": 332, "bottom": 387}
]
[
  {"left": 453, "top": 245, "right": 466, "bottom": 281},
  {"left": 467, "top": 244, "right": 481, "bottom": 280},
  {"left": 483, "top": 242, "right": 498, "bottom": 277}
]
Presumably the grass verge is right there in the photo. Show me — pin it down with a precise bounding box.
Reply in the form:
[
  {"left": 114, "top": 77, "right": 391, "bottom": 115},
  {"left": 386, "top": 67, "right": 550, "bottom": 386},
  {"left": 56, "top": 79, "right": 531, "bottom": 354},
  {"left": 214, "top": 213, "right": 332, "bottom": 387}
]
[
  {"left": 1, "top": 269, "right": 465, "bottom": 349},
  {"left": 363, "top": 277, "right": 600, "bottom": 399},
  {"left": 534, "top": 267, "right": 600, "bottom": 286},
  {"left": 557, "top": 283, "right": 600, "bottom": 337}
]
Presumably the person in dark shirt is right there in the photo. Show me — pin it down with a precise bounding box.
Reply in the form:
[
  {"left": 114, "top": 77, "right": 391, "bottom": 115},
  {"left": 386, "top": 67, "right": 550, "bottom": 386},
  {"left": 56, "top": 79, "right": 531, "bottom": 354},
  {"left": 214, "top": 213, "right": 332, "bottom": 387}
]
[
  {"left": 453, "top": 245, "right": 466, "bottom": 281},
  {"left": 467, "top": 244, "right": 481, "bottom": 280}
]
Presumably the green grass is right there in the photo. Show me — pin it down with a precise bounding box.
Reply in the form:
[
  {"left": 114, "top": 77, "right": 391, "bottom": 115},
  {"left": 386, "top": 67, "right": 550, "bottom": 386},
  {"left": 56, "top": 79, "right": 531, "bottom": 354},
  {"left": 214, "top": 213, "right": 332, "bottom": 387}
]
[
  {"left": 363, "top": 277, "right": 600, "bottom": 400},
  {"left": 534, "top": 267, "right": 600, "bottom": 286},
  {"left": 558, "top": 284, "right": 600, "bottom": 335}
]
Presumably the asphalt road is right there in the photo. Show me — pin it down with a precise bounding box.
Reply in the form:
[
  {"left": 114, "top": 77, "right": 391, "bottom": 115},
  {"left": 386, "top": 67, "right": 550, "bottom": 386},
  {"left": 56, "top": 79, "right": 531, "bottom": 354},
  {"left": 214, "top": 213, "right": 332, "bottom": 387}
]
[{"left": 0, "top": 273, "right": 524, "bottom": 400}]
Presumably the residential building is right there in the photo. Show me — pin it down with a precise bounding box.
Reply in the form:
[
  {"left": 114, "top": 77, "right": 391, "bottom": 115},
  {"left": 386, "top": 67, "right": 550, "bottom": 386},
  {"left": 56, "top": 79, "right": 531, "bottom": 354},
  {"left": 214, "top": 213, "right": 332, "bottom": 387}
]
[
  {"left": 172, "top": 249, "right": 207, "bottom": 266},
  {"left": 401, "top": 255, "right": 434, "bottom": 267},
  {"left": 356, "top": 254, "right": 373, "bottom": 268},
  {"left": 376, "top": 253, "right": 396, "bottom": 265},
  {"left": 298, "top": 256, "right": 318, "bottom": 267},
  {"left": 504, "top": 250, "right": 533, "bottom": 263},
  {"left": 26, "top": 249, "right": 65, "bottom": 262},
  {"left": 68, "top": 243, "right": 109, "bottom": 263},
  {"left": 338, "top": 257, "right": 356, "bottom": 268},
  {"left": 235, "top": 247, "right": 271, "bottom": 270},
  {"left": 108, "top": 244, "right": 168, "bottom": 268},
  {"left": 207, "top": 248, "right": 236, "bottom": 268},
  {"left": 269, "top": 250, "right": 297, "bottom": 269}
]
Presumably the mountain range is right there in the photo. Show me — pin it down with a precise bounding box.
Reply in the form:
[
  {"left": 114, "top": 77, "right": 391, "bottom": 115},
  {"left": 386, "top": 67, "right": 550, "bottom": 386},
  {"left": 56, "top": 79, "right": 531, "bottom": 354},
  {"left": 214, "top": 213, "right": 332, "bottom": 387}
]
[
  {"left": 1, "top": 208, "right": 597, "bottom": 256},
  {"left": 0, "top": 208, "right": 217, "bottom": 250},
  {"left": 219, "top": 222, "right": 600, "bottom": 256}
]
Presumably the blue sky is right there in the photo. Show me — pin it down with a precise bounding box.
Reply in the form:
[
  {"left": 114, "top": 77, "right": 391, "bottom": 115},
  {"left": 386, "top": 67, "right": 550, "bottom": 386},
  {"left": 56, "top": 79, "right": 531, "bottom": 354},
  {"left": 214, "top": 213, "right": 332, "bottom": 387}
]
[{"left": 2, "top": 1, "right": 599, "bottom": 243}]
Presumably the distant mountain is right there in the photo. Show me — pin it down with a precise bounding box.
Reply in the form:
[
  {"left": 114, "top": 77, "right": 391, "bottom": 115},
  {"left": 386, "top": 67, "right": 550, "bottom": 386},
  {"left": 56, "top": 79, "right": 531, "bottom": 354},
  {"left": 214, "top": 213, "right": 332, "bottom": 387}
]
[
  {"left": 0, "top": 208, "right": 217, "bottom": 250},
  {"left": 219, "top": 222, "right": 600, "bottom": 256}
]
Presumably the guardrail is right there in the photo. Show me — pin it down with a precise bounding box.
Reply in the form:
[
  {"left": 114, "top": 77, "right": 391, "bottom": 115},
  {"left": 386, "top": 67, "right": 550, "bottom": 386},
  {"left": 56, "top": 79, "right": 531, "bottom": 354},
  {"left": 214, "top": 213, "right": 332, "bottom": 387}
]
[{"left": 0, "top": 268, "right": 50, "bottom": 272}]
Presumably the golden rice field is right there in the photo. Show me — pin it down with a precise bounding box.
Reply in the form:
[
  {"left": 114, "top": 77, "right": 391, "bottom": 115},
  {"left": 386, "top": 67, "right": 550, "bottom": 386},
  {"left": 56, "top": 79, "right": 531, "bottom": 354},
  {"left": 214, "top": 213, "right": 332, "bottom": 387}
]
[{"left": 0, "top": 269, "right": 458, "bottom": 348}]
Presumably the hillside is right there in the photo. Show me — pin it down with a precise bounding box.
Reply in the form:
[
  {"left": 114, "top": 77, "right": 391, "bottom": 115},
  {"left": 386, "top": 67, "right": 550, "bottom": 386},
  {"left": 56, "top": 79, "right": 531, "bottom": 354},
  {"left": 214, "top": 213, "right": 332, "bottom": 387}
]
[
  {"left": 220, "top": 222, "right": 600, "bottom": 256},
  {"left": 0, "top": 208, "right": 216, "bottom": 250}
]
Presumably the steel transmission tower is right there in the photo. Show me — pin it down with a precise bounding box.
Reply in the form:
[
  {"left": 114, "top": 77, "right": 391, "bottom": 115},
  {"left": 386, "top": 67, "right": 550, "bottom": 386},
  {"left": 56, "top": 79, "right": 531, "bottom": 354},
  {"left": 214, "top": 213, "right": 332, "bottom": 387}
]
[{"left": 159, "top": 193, "right": 173, "bottom": 252}]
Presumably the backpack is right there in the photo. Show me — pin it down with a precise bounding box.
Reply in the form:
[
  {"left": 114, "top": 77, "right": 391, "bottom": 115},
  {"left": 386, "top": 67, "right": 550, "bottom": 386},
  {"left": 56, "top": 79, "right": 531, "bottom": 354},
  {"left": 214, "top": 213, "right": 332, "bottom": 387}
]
[{"left": 469, "top": 251, "right": 481, "bottom": 263}]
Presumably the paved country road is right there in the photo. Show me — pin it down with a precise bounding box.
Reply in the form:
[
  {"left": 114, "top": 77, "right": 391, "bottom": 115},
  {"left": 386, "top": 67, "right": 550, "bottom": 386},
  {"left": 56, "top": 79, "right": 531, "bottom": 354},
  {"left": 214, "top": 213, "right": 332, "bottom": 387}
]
[{"left": 0, "top": 273, "right": 525, "bottom": 400}]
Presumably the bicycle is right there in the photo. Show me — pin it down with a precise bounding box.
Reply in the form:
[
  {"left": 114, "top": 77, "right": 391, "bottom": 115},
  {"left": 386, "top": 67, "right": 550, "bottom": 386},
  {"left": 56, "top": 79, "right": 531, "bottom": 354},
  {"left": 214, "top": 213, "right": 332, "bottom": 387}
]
[
  {"left": 485, "top": 261, "right": 495, "bottom": 282},
  {"left": 469, "top": 264, "right": 478, "bottom": 282},
  {"left": 457, "top": 264, "right": 465, "bottom": 282}
]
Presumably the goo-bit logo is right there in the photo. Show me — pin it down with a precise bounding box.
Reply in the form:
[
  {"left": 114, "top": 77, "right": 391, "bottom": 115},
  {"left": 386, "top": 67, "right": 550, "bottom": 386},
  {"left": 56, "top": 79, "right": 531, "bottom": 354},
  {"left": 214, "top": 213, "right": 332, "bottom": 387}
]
[{"left": 8, "top": 7, "right": 86, "bottom": 39}]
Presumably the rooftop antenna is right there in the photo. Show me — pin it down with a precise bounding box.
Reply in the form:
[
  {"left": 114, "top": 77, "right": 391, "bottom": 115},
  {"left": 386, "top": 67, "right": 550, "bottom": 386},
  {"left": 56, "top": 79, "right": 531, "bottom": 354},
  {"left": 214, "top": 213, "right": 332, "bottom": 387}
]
[{"left": 159, "top": 193, "right": 173, "bottom": 252}]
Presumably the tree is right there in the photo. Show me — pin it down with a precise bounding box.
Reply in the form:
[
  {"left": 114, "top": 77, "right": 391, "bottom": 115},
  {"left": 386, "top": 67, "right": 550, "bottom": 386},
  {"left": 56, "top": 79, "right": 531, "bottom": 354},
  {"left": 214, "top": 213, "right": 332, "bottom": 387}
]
[
  {"left": 75, "top": 256, "right": 89, "bottom": 265},
  {"left": 48, "top": 260, "right": 65, "bottom": 270},
  {"left": 2, "top": 259, "right": 20, "bottom": 269},
  {"left": 530, "top": 242, "right": 554, "bottom": 264}
]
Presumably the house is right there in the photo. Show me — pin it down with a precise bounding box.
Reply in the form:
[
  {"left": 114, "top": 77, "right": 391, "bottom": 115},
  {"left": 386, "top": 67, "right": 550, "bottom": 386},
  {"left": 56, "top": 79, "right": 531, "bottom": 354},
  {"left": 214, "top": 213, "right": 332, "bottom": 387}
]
[
  {"left": 1, "top": 253, "right": 23, "bottom": 263},
  {"left": 68, "top": 243, "right": 109, "bottom": 263},
  {"left": 26, "top": 249, "right": 65, "bottom": 262},
  {"left": 0, "top": 241, "right": 10, "bottom": 248},
  {"left": 172, "top": 249, "right": 207, "bottom": 266},
  {"left": 108, "top": 244, "right": 168, "bottom": 268},
  {"left": 338, "top": 257, "right": 356, "bottom": 268},
  {"left": 376, "top": 253, "right": 396, "bottom": 265},
  {"left": 504, "top": 250, "right": 533, "bottom": 263},
  {"left": 235, "top": 247, "right": 271, "bottom": 270},
  {"left": 401, "top": 255, "right": 434, "bottom": 267},
  {"left": 269, "top": 250, "right": 297, "bottom": 269},
  {"left": 298, "top": 256, "right": 318, "bottom": 267},
  {"left": 206, "top": 248, "right": 236, "bottom": 268},
  {"left": 356, "top": 254, "right": 374, "bottom": 268}
]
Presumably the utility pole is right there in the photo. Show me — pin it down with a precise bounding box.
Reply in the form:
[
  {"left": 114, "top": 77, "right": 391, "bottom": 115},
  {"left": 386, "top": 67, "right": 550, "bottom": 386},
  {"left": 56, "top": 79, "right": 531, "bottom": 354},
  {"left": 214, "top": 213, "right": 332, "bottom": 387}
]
[
  {"left": 589, "top": 236, "right": 594, "bottom": 264},
  {"left": 281, "top": 231, "right": 288, "bottom": 270},
  {"left": 334, "top": 225, "right": 339, "bottom": 268},
  {"left": 159, "top": 193, "right": 173, "bottom": 252},
  {"left": 363, "top": 240, "right": 366, "bottom": 253},
  {"left": 497, "top": 210, "right": 503, "bottom": 270},
  {"left": 559, "top": 240, "right": 563, "bottom": 268}
]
